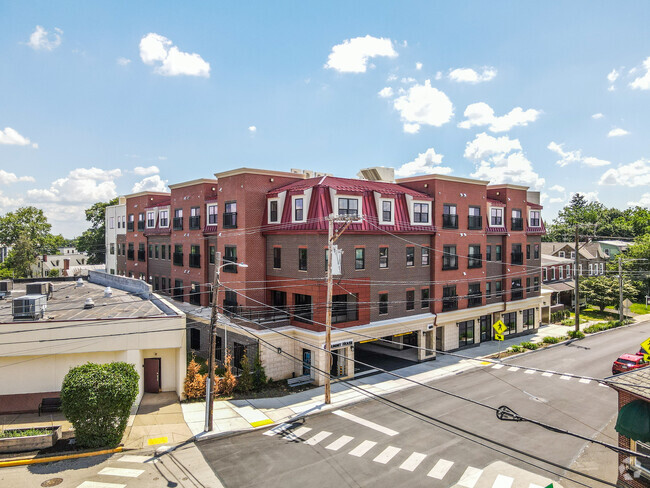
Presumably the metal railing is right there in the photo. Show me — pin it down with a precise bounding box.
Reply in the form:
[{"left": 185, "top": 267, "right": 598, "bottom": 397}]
[
  {"left": 468, "top": 254, "right": 482, "bottom": 269},
  {"left": 173, "top": 252, "right": 184, "bottom": 266},
  {"left": 137, "top": 221, "right": 145, "bottom": 231},
  {"left": 127, "top": 222, "right": 134, "bottom": 231},
  {"left": 173, "top": 217, "right": 183, "bottom": 230},
  {"left": 127, "top": 249, "right": 134, "bottom": 260},
  {"left": 189, "top": 216, "right": 201, "bottom": 230},
  {"left": 442, "top": 214, "right": 458, "bottom": 229},
  {"left": 511, "top": 252, "right": 524, "bottom": 265},
  {"left": 468, "top": 215, "right": 482, "bottom": 230},
  {"left": 511, "top": 217, "right": 524, "bottom": 231},
  {"left": 189, "top": 253, "right": 201, "bottom": 268},
  {"left": 137, "top": 250, "right": 146, "bottom": 262},
  {"left": 223, "top": 212, "right": 237, "bottom": 228}
]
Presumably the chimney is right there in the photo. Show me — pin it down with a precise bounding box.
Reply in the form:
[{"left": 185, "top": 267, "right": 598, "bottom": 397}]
[{"left": 43, "top": 255, "right": 47, "bottom": 262}]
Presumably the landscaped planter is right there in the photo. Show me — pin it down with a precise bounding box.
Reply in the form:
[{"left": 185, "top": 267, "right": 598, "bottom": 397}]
[{"left": 0, "top": 426, "right": 62, "bottom": 453}]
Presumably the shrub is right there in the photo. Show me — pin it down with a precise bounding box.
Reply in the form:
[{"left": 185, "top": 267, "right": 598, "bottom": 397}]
[
  {"left": 237, "top": 353, "right": 254, "bottom": 393},
  {"left": 510, "top": 345, "right": 522, "bottom": 353},
  {"left": 219, "top": 354, "right": 237, "bottom": 396},
  {"left": 561, "top": 318, "right": 575, "bottom": 326},
  {"left": 520, "top": 341, "right": 538, "bottom": 350},
  {"left": 542, "top": 336, "right": 560, "bottom": 344},
  {"left": 568, "top": 330, "right": 585, "bottom": 339},
  {"left": 184, "top": 359, "right": 206, "bottom": 400},
  {"left": 61, "top": 362, "right": 139, "bottom": 448},
  {"left": 253, "top": 352, "right": 267, "bottom": 390},
  {"left": 48, "top": 268, "right": 60, "bottom": 278}
]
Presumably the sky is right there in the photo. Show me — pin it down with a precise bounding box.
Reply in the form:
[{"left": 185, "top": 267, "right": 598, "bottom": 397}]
[{"left": 2, "top": 1, "right": 650, "bottom": 237}]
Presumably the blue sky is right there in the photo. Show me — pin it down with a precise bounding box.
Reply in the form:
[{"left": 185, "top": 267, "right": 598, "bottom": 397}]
[{"left": 2, "top": 1, "right": 650, "bottom": 236}]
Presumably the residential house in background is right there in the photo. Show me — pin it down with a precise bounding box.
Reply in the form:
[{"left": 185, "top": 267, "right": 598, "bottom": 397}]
[
  {"left": 31, "top": 250, "right": 99, "bottom": 278},
  {"left": 598, "top": 239, "right": 630, "bottom": 258},
  {"left": 542, "top": 242, "right": 609, "bottom": 278}
]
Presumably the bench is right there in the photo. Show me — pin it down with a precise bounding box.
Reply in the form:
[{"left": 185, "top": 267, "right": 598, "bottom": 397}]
[
  {"left": 287, "top": 375, "right": 312, "bottom": 388},
  {"left": 38, "top": 397, "right": 61, "bottom": 416}
]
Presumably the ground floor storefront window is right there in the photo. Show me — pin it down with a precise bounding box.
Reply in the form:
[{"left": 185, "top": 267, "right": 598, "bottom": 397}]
[
  {"left": 458, "top": 320, "right": 475, "bottom": 347},
  {"left": 522, "top": 308, "right": 535, "bottom": 330},
  {"left": 503, "top": 312, "right": 517, "bottom": 335}
]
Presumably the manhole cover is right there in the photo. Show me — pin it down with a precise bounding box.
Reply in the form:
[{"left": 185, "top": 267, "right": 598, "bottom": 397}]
[{"left": 41, "top": 479, "right": 63, "bottom": 487}]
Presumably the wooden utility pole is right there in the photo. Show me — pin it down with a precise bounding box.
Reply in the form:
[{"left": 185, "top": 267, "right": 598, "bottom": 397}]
[
  {"left": 574, "top": 226, "right": 580, "bottom": 333},
  {"left": 205, "top": 251, "right": 221, "bottom": 432},
  {"left": 324, "top": 214, "right": 354, "bottom": 405},
  {"left": 619, "top": 255, "right": 624, "bottom": 324}
]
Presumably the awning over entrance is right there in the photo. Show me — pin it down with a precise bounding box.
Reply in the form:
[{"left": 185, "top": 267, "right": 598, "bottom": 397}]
[
  {"left": 616, "top": 399, "right": 650, "bottom": 442},
  {"left": 545, "top": 282, "right": 574, "bottom": 292}
]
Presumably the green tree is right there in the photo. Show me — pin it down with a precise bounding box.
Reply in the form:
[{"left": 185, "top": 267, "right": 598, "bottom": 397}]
[
  {"left": 580, "top": 276, "right": 616, "bottom": 311},
  {"left": 76, "top": 198, "right": 118, "bottom": 264},
  {"left": 0, "top": 206, "right": 52, "bottom": 252},
  {"left": 48, "top": 268, "right": 60, "bottom": 278},
  {"left": 4, "top": 235, "right": 37, "bottom": 278},
  {"left": 60, "top": 362, "right": 139, "bottom": 448},
  {"left": 237, "top": 353, "right": 253, "bottom": 393},
  {"left": 253, "top": 352, "right": 267, "bottom": 389}
]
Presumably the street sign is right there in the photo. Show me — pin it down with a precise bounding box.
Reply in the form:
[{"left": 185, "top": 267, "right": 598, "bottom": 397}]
[
  {"left": 495, "top": 333, "right": 504, "bottom": 341},
  {"left": 493, "top": 320, "right": 507, "bottom": 334},
  {"left": 545, "top": 483, "right": 554, "bottom": 488},
  {"left": 641, "top": 337, "right": 650, "bottom": 355},
  {"left": 623, "top": 298, "right": 633, "bottom": 309},
  {"left": 645, "top": 354, "right": 650, "bottom": 363}
]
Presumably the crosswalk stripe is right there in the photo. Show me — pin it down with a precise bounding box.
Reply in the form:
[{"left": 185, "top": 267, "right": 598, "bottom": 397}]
[
  {"left": 118, "top": 455, "right": 152, "bottom": 464},
  {"left": 579, "top": 378, "right": 591, "bottom": 384},
  {"left": 524, "top": 369, "right": 535, "bottom": 374},
  {"left": 599, "top": 382, "right": 609, "bottom": 388},
  {"left": 304, "top": 431, "right": 332, "bottom": 446},
  {"left": 492, "top": 474, "right": 514, "bottom": 488},
  {"left": 529, "top": 484, "right": 544, "bottom": 488},
  {"left": 457, "top": 466, "right": 483, "bottom": 488},
  {"left": 559, "top": 375, "right": 571, "bottom": 380},
  {"left": 326, "top": 435, "right": 354, "bottom": 451},
  {"left": 283, "top": 426, "right": 312, "bottom": 441},
  {"left": 76, "top": 483, "right": 126, "bottom": 488},
  {"left": 97, "top": 467, "right": 144, "bottom": 478},
  {"left": 399, "top": 452, "right": 427, "bottom": 471},
  {"left": 507, "top": 367, "right": 520, "bottom": 372},
  {"left": 541, "top": 372, "right": 554, "bottom": 377},
  {"left": 373, "top": 446, "right": 401, "bottom": 464},
  {"left": 428, "top": 459, "right": 454, "bottom": 479},
  {"left": 263, "top": 423, "right": 291, "bottom": 436},
  {"left": 492, "top": 364, "right": 504, "bottom": 369},
  {"left": 333, "top": 410, "right": 399, "bottom": 436},
  {"left": 349, "top": 440, "right": 377, "bottom": 457}
]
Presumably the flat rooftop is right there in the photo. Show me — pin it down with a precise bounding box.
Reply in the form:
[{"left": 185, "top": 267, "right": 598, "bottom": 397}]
[{"left": 0, "top": 281, "right": 169, "bottom": 323}]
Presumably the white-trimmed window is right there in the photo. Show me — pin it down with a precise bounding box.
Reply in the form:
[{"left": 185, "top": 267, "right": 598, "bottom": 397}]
[
  {"left": 589, "top": 263, "right": 593, "bottom": 275},
  {"left": 558, "top": 251, "right": 565, "bottom": 258},
  {"left": 600, "top": 263, "right": 604, "bottom": 274},
  {"left": 268, "top": 198, "right": 280, "bottom": 223},
  {"left": 337, "top": 196, "right": 362, "bottom": 219},
  {"left": 379, "top": 198, "right": 394, "bottom": 225},
  {"left": 559, "top": 266, "right": 563, "bottom": 279},
  {"left": 529, "top": 210, "right": 541, "bottom": 227},
  {"left": 292, "top": 196, "right": 306, "bottom": 223},
  {"left": 552, "top": 267, "right": 556, "bottom": 280},
  {"left": 207, "top": 204, "right": 218, "bottom": 225},
  {"left": 413, "top": 202, "right": 430, "bottom": 224},
  {"left": 543, "top": 267, "right": 547, "bottom": 281},
  {"left": 109, "top": 217, "right": 114, "bottom": 229},
  {"left": 490, "top": 207, "right": 503, "bottom": 226},
  {"left": 146, "top": 211, "right": 155, "bottom": 228},
  {"left": 571, "top": 251, "right": 576, "bottom": 259},
  {"left": 566, "top": 265, "right": 571, "bottom": 278},
  {"left": 630, "top": 439, "right": 650, "bottom": 477},
  {"left": 159, "top": 209, "right": 169, "bottom": 228},
  {"left": 579, "top": 264, "right": 583, "bottom": 275}
]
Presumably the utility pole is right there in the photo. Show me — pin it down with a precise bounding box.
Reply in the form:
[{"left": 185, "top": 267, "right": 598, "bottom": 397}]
[
  {"left": 574, "top": 226, "right": 580, "bottom": 333},
  {"left": 324, "top": 214, "right": 354, "bottom": 405},
  {"left": 205, "top": 251, "right": 221, "bottom": 432},
  {"left": 619, "top": 255, "right": 624, "bottom": 324}
]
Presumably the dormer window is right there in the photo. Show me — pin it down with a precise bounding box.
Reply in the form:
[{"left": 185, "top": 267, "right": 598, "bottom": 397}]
[
  {"left": 268, "top": 199, "right": 280, "bottom": 223},
  {"left": 159, "top": 210, "right": 169, "bottom": 227},
  {"left": 293, "top": 197, "right": 305, "bottom": 222},
  {"left": 490, "top": 207, "right": 503, "bottom": 226},
  {"left": 338, "top": 197, "right": 360, "bottom": 218},
  {"left": 382, "top": 201, "right": 392, "bottom": 222},
  {"left": 207, "top": 204, "right": 218, "bottom": 225},
  {"left": 414, "top": 203, "right": 430, "bottom": 223},
  {"left": 530, "top": 210, "right": 541, "bottom": 227},
  {"left": 146, "top": 211, "right": 155, "bottom": 228}
]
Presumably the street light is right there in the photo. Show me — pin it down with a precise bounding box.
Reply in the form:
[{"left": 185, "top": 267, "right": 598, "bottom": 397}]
[{"left": 205, "top": 254, "right": 248, "bottom": 433}]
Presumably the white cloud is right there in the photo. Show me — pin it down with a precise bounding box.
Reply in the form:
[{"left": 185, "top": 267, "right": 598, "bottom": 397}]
[
  {"left": 387, "top": 73, "right": 398, "bottom": 82},
  {"left": 549, "top": 197, "right": 564, "bottom": 204},
  {"left": 248, "top": 126, "right": 257, "bottom": 133},
  {"left": 549, "top": 184, "right": 565, "bottom": 192},
  {"left": 599, "top": 158, "right": 650, "bottom": 187},
  {"left": 402, "top": 123, "right": 420, "bottom": 134},
  {"left": 324, "top": 35, "right": 397, "bottom": 73},
  {"left": 395, "top": 148, "right": 453, "bottom": 177},
  {"left": 630, "top": 57, "right": 650, "bottom": 89},
  {"left": 592, "top": 113, "right": 604, "bottom": 119},
  {"left": 415, "top": 62, "right": 423, "bottom": 71},
  {"left": 393, "top": 80, "right": 454, "bottom": 131},
  {"left": 547, "top": 141, "right": 611, "bottom": 167},
  {"left": 465, "top": 133, "right": 544, "bottom": 189},
  {"left": 139, "top": 33, "right": 210, "bottom": 78},
  {"left": 434, "top": 71, "right": 442, "bottom": 80},
  {"left": 607, "top": 69, "right": 620, "bottom": 83},
  {"left": 27, "top": 25, "right": 62, "bottom": 51},
  {"left": 628, "top": 193, "right": 650, "bottom": 208},
  {"left": 0, "top": 127, "right": 35, "bottom": 146},
  {"left": 608, "top": 127, "right": 629, "bottom": 137},
  {"left": 133, "top": 165, "right": 160, "bottom": 176},
  {"left": 0, "top": 191, "right": 24, "bottom": 212},
  {"left": 0, "top": 170, "right": 35, "bottom": 185},
  {"left": 117, "top": 57, "right": 131, "bottom": 66},
  {"left": 131, "top": 174, "right": 169, "bottom": 193},
  {"left": 400, "top": 77, "right": 416, "bottom": 84},
  {"left": 378, "top": 86, "right": 394, "bottom": 98},
  {"left": 570, "top": 191, "right": 599, "bottom": 203},
  {"left": 27, "top": 167, "right": 121, "bottom": 203},
  {"left": 458, "top": 102, "right": 540, "bottom": 132},
  {"left": 448, "top": 67, "right": 497, "bottom": 84}
]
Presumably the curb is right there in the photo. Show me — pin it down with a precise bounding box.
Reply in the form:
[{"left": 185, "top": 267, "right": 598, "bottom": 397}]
[{"left": 0, "top": 446, "right": 123, "bottom": 468}]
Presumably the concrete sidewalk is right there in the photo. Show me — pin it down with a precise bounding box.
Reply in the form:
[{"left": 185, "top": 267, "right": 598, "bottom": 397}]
[{"left": 184, "top": 320, "right": 609, "bottom": 439}]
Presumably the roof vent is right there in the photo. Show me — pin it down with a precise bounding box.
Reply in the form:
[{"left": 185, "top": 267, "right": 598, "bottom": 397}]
[
  {"left": 76, "top": 278, "right": 84, "bottom": 287},
  {"left": 104, "top": 287, "right": 113, "bottom": 298},
  {"left": 357, "top": 167, "right": 395, "bottom": 183},
  {"left": 84, "top": 297, "right": 95, "bottom": 309}
]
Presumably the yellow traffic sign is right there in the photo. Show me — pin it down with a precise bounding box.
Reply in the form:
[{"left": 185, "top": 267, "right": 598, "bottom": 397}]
[
  {"left": 645, "top": 354, "right": 650, "bottom": 363},
  {"left": 495, "top": 333, "right": 504, "bottom": 341},
  {"left": 641, "top": 337, "right": 650, "bottom": 355},
  {"left": 493, "top": 320, "right": 507, "bottom": 335}
]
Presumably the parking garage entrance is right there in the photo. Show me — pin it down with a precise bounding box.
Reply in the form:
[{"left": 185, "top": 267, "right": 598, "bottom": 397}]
[{"left": 354, "top": 331, "right": 419, "bottom": 375}]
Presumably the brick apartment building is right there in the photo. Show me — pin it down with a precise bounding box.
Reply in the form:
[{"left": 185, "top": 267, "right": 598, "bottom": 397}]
[{"left": 106, "top": 167, "right": 545, "bottom": 385}]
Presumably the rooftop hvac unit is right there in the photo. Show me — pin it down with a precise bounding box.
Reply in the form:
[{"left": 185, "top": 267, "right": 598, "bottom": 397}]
[
  {"left": 0, "top": 280, "right": 12, "bottom": 299},
  {"left": 26, "top": 282, "right": 48, "bottom": 296},
  {"left": 12, "top": 294, "right": 48, "bottom": 320}
]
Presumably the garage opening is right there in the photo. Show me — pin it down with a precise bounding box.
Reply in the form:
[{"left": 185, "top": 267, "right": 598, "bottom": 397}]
[{"left": 354, "top": 332, "right": 419, "bottom": 375}]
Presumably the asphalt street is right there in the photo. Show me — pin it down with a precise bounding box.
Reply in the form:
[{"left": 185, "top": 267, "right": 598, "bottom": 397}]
[{"left": 199, "top": 320, "right": 650, "bottom": 488}]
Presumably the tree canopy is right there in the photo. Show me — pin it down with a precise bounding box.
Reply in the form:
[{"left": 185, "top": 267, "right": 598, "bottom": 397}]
[
  {"left": 0, "top": 206, "right": 52, "bottom": 251},
  {"left": 76, "top": 198, "right": 118, "bottom": 264}
]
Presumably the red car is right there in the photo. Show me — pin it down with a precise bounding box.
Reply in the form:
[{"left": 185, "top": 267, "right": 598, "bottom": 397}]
[{"left": 612, "top": 353, "right": 649, "bottom": 375}]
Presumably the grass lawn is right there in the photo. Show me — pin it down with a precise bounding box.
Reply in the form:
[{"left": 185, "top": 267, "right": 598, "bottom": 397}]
[
  {"left": 570, "top": 306, "right": 619, "bottom": 321},
  {"left": 605, "top": 303, "right": 650, "bottom": 315}
]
